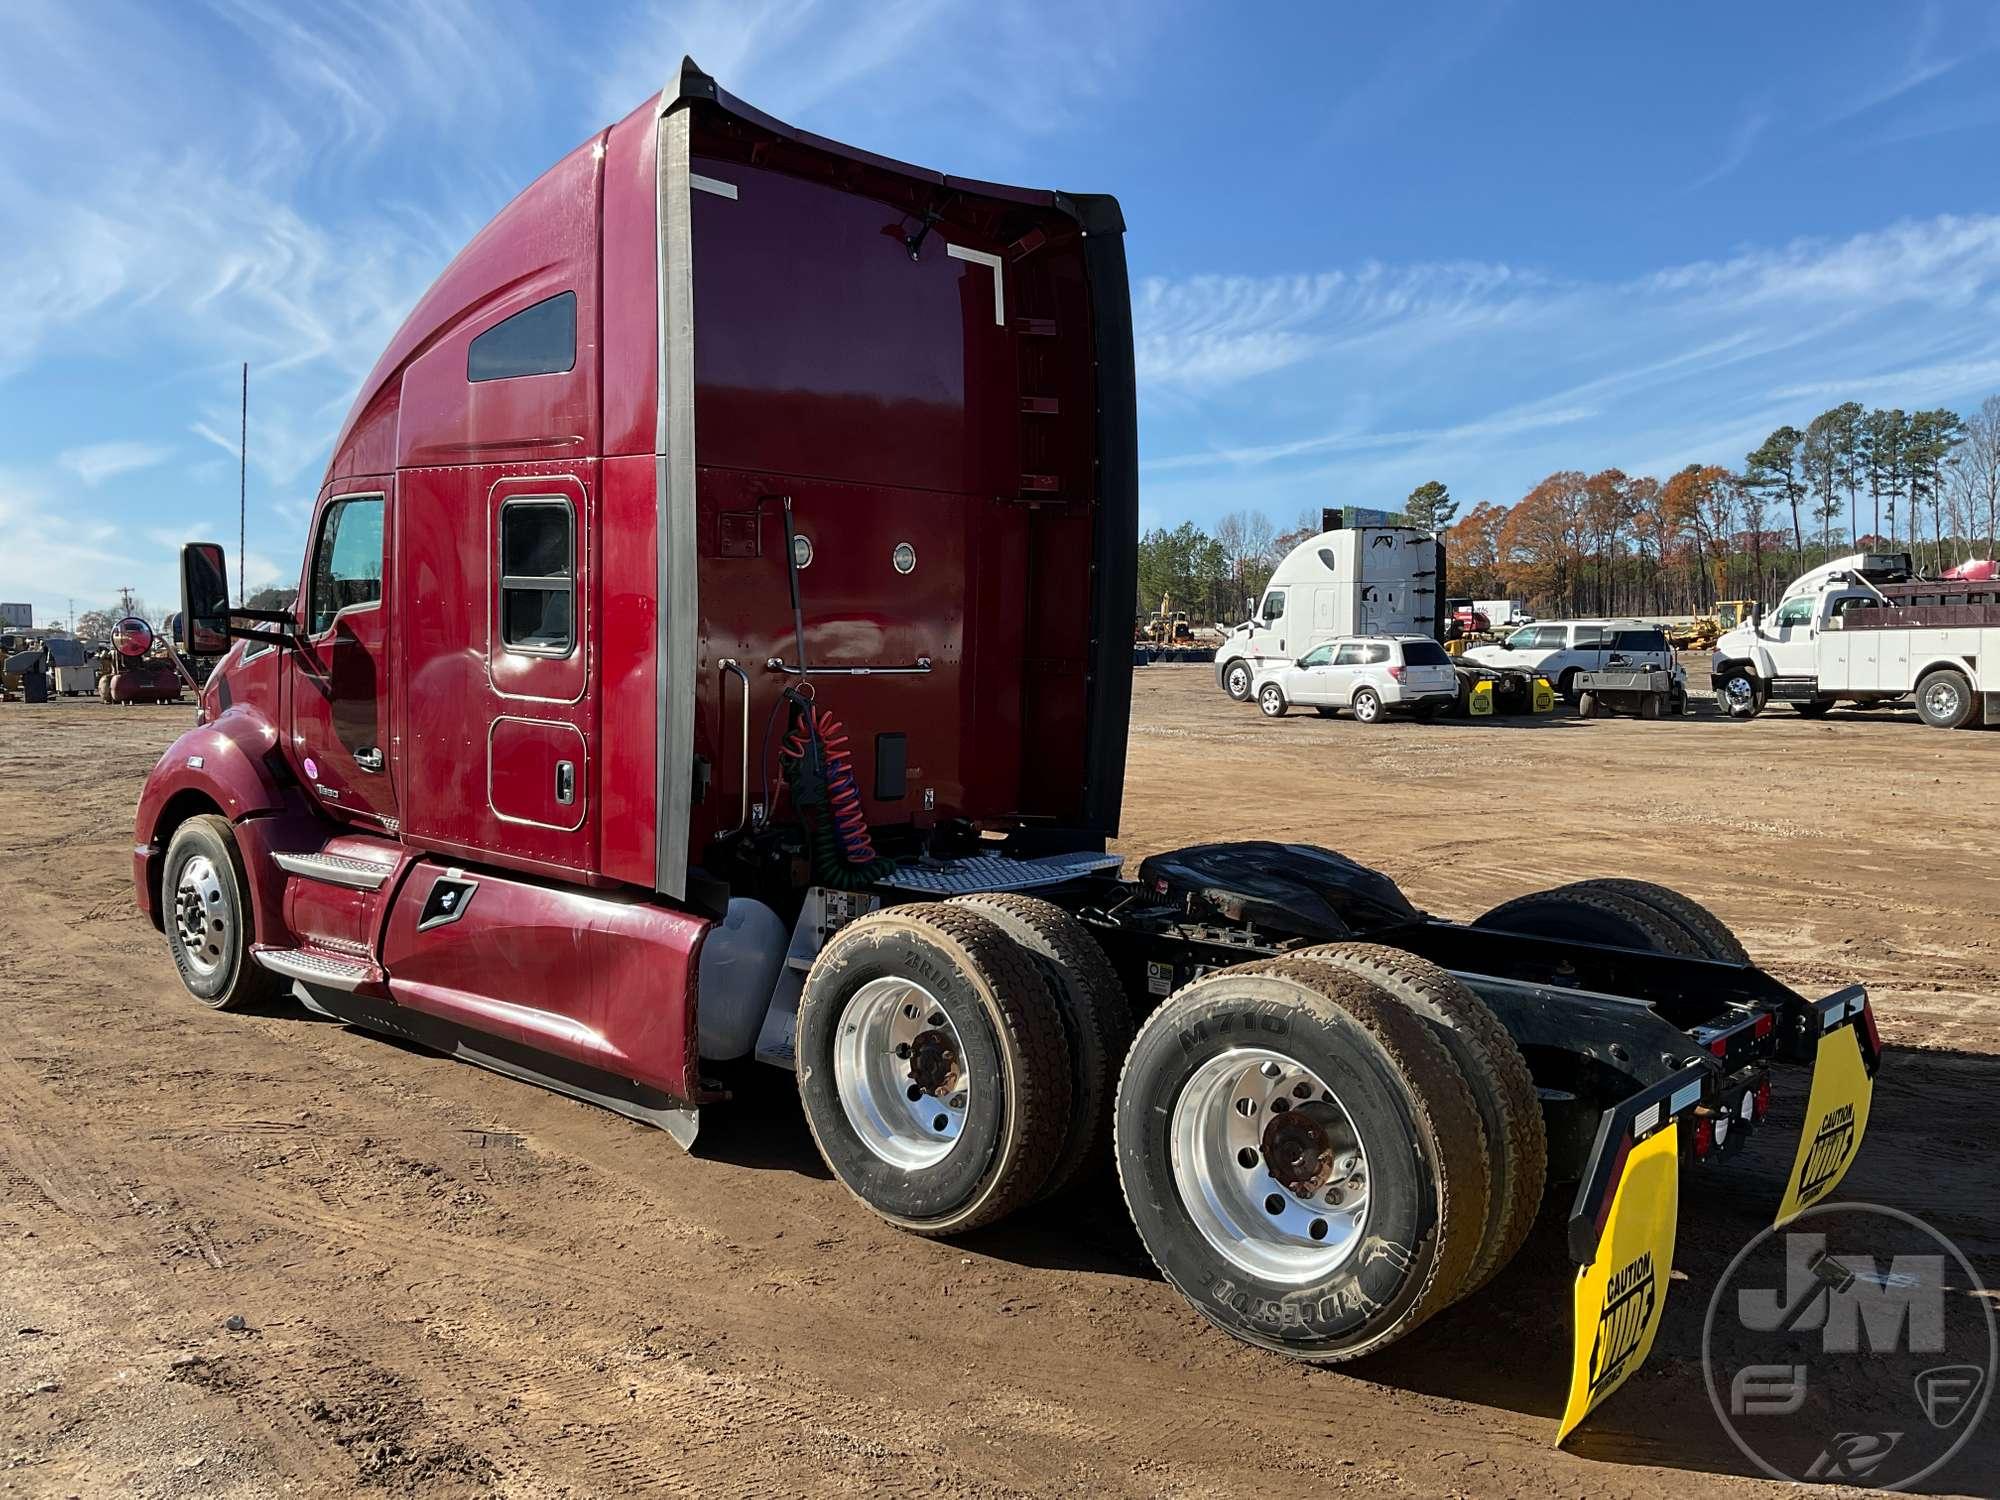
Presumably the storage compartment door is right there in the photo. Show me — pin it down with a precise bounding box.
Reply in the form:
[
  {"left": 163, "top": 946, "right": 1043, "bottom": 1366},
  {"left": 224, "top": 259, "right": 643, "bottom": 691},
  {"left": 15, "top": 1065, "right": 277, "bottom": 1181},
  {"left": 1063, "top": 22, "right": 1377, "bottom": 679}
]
[{"left": 489, "top": 718, "right": 588, "bottom": 831}]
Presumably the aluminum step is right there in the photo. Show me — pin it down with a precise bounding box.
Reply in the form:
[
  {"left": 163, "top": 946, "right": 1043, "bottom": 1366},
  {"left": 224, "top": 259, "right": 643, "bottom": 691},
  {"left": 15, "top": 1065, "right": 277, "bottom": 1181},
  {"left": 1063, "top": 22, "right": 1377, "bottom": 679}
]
[
  {"left": 252, "top": 947, "right": 383, "bottom": 992},
  {"left": 273, "top": 851, "right": 395, "bottom": 890}
]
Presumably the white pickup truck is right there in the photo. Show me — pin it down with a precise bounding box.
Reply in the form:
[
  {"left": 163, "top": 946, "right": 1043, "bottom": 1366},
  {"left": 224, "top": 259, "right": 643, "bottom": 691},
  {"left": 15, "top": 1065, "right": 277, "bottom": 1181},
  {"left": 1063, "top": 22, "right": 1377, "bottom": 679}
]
[{"left": 1711, "top": 552, "right": 1999, "bottom": 728}]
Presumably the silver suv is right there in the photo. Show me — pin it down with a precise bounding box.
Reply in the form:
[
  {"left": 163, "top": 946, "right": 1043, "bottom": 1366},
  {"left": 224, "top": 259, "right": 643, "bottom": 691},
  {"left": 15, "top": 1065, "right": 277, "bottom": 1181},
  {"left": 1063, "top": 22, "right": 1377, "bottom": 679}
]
[{"left": 1252, "top": 635, "right": 1459, "bottom": 722}]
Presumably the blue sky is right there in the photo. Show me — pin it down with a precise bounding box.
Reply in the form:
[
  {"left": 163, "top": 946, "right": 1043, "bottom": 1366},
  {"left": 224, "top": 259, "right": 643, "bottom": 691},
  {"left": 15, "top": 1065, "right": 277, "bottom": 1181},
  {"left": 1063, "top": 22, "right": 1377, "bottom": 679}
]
[{"left": 4, "top": 1, "right": 2000, "bottom": 625}]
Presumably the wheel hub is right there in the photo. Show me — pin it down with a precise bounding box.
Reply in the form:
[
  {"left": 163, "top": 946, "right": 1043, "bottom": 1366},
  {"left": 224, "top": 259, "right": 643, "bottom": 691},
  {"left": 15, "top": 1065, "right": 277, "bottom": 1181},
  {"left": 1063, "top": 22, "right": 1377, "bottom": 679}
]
[
  {"left": 833, "top": 978, "right": 970, "bottom": 1170},
  {"left": 1171, "top": 1047, "right": 1371, "bottom": 1283},
  {"left": 1262, "top": 1105, "right": 1336, "bottom": 1198},
  {"left": 172, "top": 854, "right": 230, "bottom": 977},
  {"left": 906, "top": 1028, "right": 960, "bottom": 1097}
]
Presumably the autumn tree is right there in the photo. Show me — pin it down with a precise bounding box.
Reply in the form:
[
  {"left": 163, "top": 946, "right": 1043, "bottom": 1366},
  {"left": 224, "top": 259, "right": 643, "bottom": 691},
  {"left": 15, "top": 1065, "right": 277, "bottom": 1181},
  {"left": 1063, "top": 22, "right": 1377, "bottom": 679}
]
[
  {"left": 1442, "top": 501, "right": 1508, "bottom": 596},
  {"left": 1404, "top": 480, "right": 1458, "bottom": 532}
]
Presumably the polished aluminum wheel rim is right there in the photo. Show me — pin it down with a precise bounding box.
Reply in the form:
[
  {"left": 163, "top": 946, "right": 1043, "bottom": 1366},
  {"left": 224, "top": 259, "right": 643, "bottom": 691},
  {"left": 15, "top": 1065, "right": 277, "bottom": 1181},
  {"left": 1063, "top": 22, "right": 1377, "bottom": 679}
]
[
  {"left": 1723, "top": 676, "right": 1756, "bottom": 713},
  {"left": 173, "top": 854, "right": 230, "bottom": 977},
  {"left": 1925, "top": 679, "right": 1960, "bottom": 720},
  {"left": 834, "top": 978, "right": 969, "bottom": 1169},
  {"left": 1171, "top": 1047, "right": 1370, "bottom": 1283},
  {"left": 1227, "top": 663, "right": 1250, "bottom": 697}
]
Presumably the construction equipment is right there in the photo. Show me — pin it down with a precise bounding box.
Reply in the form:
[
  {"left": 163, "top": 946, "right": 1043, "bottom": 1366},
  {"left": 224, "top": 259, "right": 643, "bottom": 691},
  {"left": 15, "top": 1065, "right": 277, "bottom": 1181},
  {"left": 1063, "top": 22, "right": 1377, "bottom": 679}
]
[{"left": 133, "top": 59, "right": 1879, "bottom": 1445}]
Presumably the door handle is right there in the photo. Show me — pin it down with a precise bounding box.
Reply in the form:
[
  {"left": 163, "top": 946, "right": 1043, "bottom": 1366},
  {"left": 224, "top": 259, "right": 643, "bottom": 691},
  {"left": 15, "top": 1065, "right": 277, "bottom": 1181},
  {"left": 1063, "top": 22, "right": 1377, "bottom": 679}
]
[
  {"left": 354, "top": 747, "right": 384, "bottom": 772},
  {"left": 555, "top": 760, "right": 575, "bottom": 806}
]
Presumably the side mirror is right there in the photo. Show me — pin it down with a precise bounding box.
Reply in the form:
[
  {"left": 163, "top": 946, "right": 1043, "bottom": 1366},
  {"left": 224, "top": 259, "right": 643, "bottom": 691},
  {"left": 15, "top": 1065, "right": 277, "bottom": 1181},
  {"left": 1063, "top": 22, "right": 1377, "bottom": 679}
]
[
  {"left": 179, "top": 542, "right": 230, "bottom": 655},
  {"left": 1750, "top": 602, "right": 1764, "bottom": 628}
]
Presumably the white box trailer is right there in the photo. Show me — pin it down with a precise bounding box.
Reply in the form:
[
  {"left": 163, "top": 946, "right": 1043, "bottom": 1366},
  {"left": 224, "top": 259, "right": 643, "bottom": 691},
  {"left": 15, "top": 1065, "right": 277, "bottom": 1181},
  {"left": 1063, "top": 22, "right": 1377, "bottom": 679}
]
[
  {"left": 1214, "top": 527, "right": 1442, "bottom": 700},
  {"left": 1475, "top": 597, "right": 1531, "bottom": 627}
]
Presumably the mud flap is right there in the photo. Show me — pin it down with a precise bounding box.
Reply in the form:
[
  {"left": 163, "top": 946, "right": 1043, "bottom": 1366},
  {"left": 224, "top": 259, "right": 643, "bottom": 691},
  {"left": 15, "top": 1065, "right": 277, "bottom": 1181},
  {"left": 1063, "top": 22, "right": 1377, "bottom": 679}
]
[
  {"left": 1774, "top": 986, "right": 1879, "bottom": 1225},
  {"left": 1557, "top": 1061, "right": 1706, "bottom": 1443}
]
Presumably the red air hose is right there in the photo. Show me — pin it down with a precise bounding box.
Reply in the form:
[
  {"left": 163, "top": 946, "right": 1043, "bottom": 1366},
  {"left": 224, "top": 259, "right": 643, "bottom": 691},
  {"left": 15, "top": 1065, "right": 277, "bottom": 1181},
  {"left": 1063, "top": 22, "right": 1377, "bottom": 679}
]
[{"left": 780, "top": 702, "right": 882, "bottom": 867}]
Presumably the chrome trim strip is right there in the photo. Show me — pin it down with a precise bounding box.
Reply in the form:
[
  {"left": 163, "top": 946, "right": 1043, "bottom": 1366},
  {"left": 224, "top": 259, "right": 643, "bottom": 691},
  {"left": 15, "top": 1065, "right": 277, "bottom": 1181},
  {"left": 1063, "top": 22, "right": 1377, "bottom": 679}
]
[
  {"left": 945, "top": 243, "right": 1005, "bottom": 325},
  {"left": 764, "top": 658, "right": 933, "bottom": 677},
  {"left": 719, "top": 658, "right": 750, "bottom": 836},
  {"left": 272, "top": 851, "right": 392, "bottom": 891},
  {"left": 654, "top": 101, "right": 698, "bottom": 900},
  {"left": 689, "top": 173, "right": 737, "bottom": 200}
]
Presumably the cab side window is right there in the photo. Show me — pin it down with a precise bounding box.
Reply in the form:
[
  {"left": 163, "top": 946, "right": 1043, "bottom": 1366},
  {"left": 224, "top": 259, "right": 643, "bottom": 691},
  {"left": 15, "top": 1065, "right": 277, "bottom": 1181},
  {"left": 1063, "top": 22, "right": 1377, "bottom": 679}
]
[
  {"left": 1772, "top": 598, "right": 1815, "bottom": 627},
  {"left": 499, "top": 498, "right": 575, "bottom": 655},
  {"left": 1262, "top": 590, "right": 1287, "bottom": 623},
  {"left": 468, "top": 292, "right": 577, "bottom": 383},
  {"left": 306, "top": 496, "right": 385, "bottom": 634}
]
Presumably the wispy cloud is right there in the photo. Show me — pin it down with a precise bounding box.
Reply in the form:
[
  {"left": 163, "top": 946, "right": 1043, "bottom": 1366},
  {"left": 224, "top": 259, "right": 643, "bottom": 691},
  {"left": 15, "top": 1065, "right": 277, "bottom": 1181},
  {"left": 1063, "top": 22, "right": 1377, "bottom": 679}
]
[
  {"left": 59, "top": 441, "right": 172, "bottom": 486},
  {"left": 1690, "top": 105, "right": 1772, "bottom": 191},
  {"left": 1137, "top": 213, "right": 2000, "bottom": 523}
]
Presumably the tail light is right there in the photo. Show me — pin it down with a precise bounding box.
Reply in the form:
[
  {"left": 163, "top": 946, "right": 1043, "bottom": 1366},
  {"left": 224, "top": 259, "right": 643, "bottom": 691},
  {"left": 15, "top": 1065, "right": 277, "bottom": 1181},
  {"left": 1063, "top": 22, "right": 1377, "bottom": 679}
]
[
  {"left": 1693, "top": 1116, "right": 1715, "bottom": 1157},
  {"left": 1860, "top": 998, "right": 1881, "bottom": 1059},
  {"left": 1754, "top": 1078, "right": 1771, "bottom": 1118},
  {"left": 1387, "top": 665, "right": 1406, "bottom": 682}
]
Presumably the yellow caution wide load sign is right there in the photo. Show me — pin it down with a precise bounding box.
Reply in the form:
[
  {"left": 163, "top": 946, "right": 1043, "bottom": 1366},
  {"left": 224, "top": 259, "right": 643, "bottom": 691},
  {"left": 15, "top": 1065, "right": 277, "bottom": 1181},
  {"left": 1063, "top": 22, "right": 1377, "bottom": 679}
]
[
  {"left": 1557, "top": 1063, "right": 1705, "bottom": 1443},
  {"left": 1469, "top": 679, "right": 1495, "bottom": 715},
  {"left": 1775, "top": 988, "right": 1879, "bottom": 1226}
]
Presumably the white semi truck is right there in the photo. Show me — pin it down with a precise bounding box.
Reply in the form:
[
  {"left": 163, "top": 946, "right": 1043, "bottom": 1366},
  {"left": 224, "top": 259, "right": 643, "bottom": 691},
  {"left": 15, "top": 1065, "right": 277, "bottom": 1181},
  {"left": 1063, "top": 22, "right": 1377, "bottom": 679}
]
[
  {"left": 1214, "top": 526, "right": 1442, "bottom": 700},
  {"left": 1711, "top": 551, "right": 1999, "bottom": 728}
]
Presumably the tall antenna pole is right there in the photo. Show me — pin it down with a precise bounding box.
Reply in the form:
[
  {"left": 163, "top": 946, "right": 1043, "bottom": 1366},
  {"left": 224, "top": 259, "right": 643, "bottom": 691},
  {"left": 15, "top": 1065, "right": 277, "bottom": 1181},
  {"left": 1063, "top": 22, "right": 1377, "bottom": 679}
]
[{"left": 239, "top": 362, "right": 248, "bottom": 606}]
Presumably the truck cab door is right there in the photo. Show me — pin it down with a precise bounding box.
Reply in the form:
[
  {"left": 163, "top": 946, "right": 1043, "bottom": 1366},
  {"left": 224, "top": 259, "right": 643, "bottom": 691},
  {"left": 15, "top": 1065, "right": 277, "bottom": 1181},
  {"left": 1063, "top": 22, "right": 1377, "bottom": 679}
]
[
  {"left": 290, "top": 488, "right": 398, "bottom": 828},
  {"left": 1765, "top": 597, "right": 1818, "bottom": 673},
  {"left": 1257, "top": 589, "right": 1288, "bottom": 658}
]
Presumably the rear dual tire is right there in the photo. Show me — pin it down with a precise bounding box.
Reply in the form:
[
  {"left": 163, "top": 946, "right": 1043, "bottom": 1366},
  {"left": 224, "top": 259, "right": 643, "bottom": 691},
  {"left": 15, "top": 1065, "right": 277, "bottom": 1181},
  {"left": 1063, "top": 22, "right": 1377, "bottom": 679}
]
[
  {"left": 796, "top": 904, "right": 1072, "bottom": 1235},
  {"left": 1475, "top": 877, "right": 1748, "bottom": 964},
  {"left": 1114, "top": 957, "right": 1510, "bottom": 1362}
]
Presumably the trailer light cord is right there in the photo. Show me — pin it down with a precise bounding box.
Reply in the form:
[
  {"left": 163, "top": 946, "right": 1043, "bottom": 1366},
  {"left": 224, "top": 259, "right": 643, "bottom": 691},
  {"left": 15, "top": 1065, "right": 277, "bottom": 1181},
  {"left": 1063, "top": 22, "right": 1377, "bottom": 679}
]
[{"left": 778, "top": 690, "right": 896, "bottom": 887}]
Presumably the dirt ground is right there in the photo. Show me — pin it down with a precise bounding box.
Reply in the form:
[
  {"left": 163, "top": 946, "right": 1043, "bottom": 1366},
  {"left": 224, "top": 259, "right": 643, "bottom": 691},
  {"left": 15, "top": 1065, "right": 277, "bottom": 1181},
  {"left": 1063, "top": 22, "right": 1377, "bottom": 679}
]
[{"left": 1, "top": 676, "right": 1995, "bottom": 1498}]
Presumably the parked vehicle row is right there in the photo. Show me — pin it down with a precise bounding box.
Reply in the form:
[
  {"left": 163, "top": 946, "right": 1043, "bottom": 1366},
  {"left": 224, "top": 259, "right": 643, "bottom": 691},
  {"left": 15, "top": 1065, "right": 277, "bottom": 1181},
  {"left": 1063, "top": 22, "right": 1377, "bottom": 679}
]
[{"left": 1460, "top": 619, "right": 1677, "bottom": 702}]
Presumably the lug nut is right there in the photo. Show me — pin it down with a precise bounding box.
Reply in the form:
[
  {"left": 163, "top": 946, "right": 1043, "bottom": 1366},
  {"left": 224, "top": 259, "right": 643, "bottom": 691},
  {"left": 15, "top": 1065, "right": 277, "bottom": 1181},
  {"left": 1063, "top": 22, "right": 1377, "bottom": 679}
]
[
  {"left": 948, "top": 1092, "right": 966, "bottom": 1111},
  {"left": 1259, "top": 1061, "right": 1283, "bottom": 1079}
]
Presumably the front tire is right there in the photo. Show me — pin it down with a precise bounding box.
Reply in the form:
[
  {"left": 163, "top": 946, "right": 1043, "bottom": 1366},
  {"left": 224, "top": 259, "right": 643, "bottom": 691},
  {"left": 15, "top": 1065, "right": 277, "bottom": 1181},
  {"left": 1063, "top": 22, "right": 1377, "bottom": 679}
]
[
  {"left": 1258, "top": 683, "right": 1288, "bottom": 718},
  {"left": 162, "top": 815, "right": 284, "bottom": 1011},
  {"left": 1223, "top": 659, "right": 1253, "bottom": 701},
  {"left": 796, "top": 904, "right": 1071, "bottom": 1235},
  {"left": 1716, "top": 668, "right": 1763, "bottom": 718},
  {"left": 1115, "top": 959, "right": 1490, "bottom": 1362},
  {"left": 1916, "top": 668, "right": 1977, "bottom": 729}
]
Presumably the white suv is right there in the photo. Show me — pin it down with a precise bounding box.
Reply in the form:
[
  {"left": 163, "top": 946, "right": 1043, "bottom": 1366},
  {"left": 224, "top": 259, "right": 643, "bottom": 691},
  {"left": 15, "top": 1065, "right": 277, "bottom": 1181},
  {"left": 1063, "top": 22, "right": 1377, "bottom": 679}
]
[
  {"left": 1252, "top": 635, "right": 1459, "bottom": 723},
  {"left": 1460, "top": 620, "right": 1674, "bottom": 701}
]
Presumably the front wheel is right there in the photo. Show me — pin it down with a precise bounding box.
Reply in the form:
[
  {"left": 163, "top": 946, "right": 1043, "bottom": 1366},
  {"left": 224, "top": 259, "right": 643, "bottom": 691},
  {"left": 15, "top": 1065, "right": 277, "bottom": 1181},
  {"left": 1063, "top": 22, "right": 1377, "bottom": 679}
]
[
  {"left": 1716, "top": 669, "right": 1763, "bottom": 718},
  {"left": 1258, "top": 683, "right": 1288, "bottom": 718},
  {"left": 162, "top": 815, "right": 284, "bottom": 1011},
  {"left": 1350, "top": 688, "right": 1382, "bottom": 724},
  {"left": 1223, "top": 659, "right": 1254, "bottom": 701},
  {"left": 1916, "top": 668, "right": 1978, "bottom": 729}
]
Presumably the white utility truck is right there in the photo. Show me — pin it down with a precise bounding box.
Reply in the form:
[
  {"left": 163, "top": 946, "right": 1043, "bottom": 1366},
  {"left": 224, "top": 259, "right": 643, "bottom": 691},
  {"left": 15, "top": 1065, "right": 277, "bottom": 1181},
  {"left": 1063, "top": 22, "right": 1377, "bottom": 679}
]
[
  {"left": 1214, "top": 526, "right": 1442, "bottom": 700},
  {"left": 1711, "top": 551, "right": 1999, "bottom": 728}
]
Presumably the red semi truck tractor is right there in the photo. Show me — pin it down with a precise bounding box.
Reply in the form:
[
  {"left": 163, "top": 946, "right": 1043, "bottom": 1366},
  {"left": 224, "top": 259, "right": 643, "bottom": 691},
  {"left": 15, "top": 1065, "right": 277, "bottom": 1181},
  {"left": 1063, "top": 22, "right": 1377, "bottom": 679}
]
[{"left": 140, "top": 60, "right": 1880, "bottom": 1440}]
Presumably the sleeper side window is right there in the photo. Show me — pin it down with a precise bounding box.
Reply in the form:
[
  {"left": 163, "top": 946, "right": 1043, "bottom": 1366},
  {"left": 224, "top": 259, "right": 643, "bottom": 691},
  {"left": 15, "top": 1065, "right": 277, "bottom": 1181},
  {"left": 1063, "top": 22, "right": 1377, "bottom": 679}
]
[
  {"left": 468, "top": 292, "right": 577, "bottom": 382},
  {"left": 306, "top": 496, "right": 385, "bottom": 635},
  {"left": 499, "top": 498, "right": 575, "bottom": 656}
]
